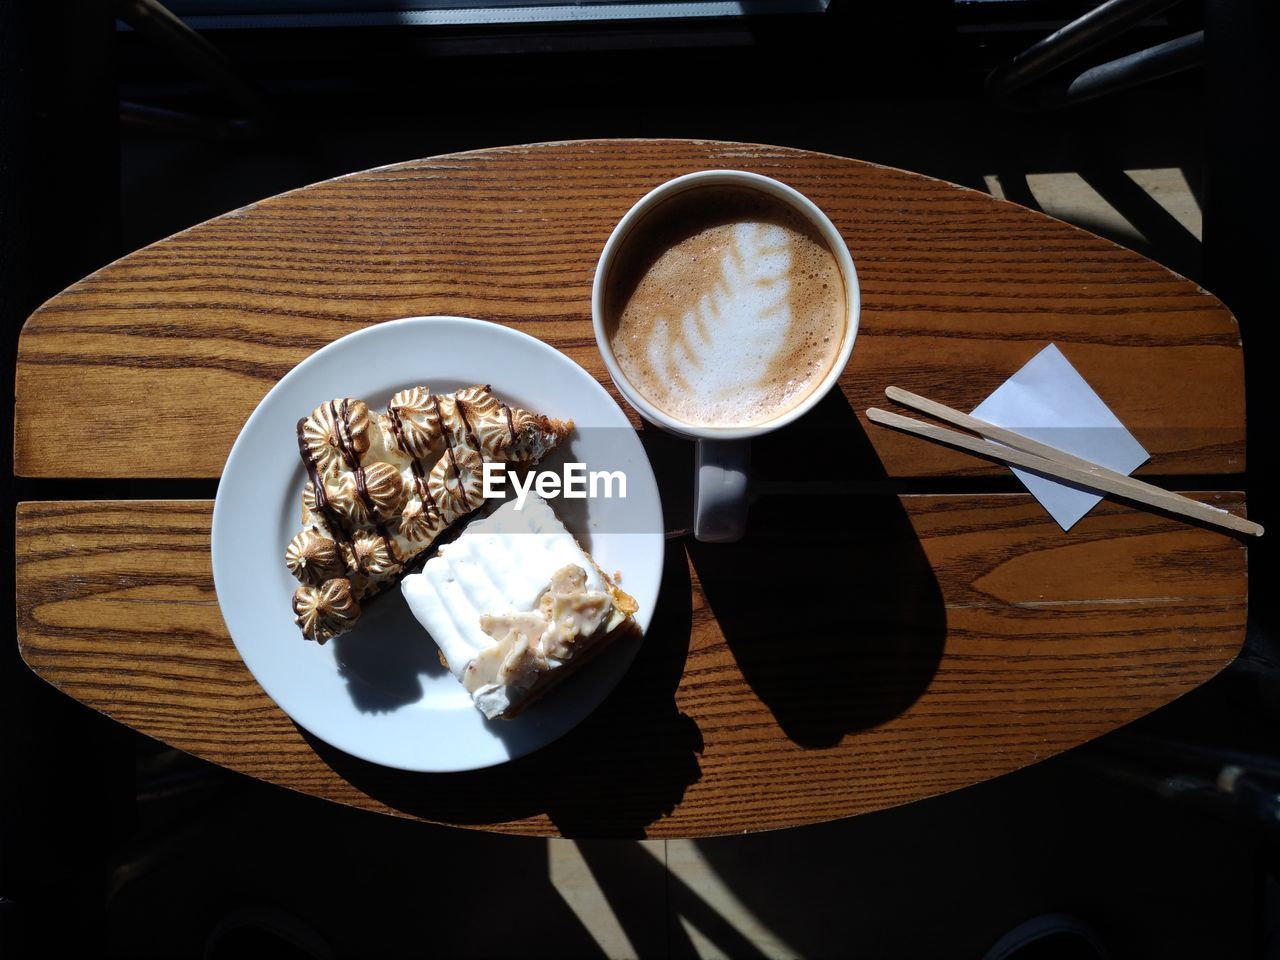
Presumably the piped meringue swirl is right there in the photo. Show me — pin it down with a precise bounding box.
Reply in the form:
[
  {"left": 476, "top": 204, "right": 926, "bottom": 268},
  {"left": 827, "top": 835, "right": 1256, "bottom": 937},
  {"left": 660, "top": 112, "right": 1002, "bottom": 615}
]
[
  {"left": 285, "top": 529, "right": 344, "bottom": 585},
  {"left": 292, "top": 578, "right": 360, "bottom": 643},
  {"left": 303, "top": 398, "right": 372, "bottom": 475}
]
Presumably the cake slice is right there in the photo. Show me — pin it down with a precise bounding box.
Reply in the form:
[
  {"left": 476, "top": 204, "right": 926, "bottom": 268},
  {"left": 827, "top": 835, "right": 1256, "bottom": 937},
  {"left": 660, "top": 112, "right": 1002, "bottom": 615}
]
[
  {"left": 286, "top": 384, "right": 572, "bottom": 643},
  {"left": 401, "top": 494, "right": 638, "bottom": 719}
]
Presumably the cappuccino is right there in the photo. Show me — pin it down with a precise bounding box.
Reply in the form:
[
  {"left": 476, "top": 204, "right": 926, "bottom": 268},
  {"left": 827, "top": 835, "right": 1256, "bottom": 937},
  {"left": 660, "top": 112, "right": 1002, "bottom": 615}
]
[{"left": 604, "top": 186, "right": 847, "bottom": 428}]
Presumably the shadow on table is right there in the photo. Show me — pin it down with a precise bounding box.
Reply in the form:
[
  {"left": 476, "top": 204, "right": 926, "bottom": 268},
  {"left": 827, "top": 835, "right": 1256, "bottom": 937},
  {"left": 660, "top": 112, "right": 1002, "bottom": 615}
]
[
  {"left": 687, "top": 389, "right": 946, "bottom": 748},
  {"left": 302, "top": 539, "right": 702, "bottom": 839}
]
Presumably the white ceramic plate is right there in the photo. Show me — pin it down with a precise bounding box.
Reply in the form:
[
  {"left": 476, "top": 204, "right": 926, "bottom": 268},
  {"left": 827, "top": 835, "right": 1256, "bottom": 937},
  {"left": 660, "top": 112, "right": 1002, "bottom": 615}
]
[{"left": 211, "top": 317, "right": 664, "bottom": 772}]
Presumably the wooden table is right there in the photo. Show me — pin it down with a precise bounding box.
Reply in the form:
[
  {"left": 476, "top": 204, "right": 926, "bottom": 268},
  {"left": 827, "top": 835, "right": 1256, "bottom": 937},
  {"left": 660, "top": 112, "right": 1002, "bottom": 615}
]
[{"left": 15, "top": 139, "right": 1248, "bottom": 839}]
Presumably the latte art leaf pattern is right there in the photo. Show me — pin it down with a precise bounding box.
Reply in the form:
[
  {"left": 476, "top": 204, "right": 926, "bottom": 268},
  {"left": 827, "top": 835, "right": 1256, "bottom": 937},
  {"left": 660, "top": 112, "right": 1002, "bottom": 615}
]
[
  {"left": 607, "top": 188, "right": 845, "bottom": 429},
  {"left": 645, "top": 223, "right": 793, "bottom": 420}
]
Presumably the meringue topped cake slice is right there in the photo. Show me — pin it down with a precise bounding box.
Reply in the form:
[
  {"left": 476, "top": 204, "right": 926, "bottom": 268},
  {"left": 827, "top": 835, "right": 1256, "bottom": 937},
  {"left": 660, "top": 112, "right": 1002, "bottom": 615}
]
[
  {"left": 285, "top": 385, "right": 572, "bottom": 643},
  {"left": 401, "top": 494, "right": 638, "bottom": 719}
]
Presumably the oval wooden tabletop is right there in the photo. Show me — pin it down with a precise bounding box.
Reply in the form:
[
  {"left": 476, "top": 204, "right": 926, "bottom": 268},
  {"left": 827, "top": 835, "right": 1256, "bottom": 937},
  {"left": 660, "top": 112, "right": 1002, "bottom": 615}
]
[{"left": 14, "top": 140, "right": 1248, "bottom": 838}]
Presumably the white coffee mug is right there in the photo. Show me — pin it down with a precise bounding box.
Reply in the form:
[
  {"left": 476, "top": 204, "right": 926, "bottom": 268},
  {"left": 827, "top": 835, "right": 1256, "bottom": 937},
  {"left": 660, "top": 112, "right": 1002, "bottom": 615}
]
[{"left": 592, "top": 170, "right": 860, "bottom": 542}]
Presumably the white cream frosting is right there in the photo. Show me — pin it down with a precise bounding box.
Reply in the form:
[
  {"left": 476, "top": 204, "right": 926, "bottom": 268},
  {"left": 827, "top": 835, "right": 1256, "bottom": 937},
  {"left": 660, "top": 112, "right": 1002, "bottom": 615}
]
[{"left": 401, "top": 494, "right": 617, "bottom": 718}]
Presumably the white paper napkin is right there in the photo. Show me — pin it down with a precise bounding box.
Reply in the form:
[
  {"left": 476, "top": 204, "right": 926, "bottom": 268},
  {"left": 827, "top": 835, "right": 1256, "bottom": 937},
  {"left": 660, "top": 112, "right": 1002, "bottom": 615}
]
[{"left": 970, "top": 343, "right": 1149, "bottom": 531}]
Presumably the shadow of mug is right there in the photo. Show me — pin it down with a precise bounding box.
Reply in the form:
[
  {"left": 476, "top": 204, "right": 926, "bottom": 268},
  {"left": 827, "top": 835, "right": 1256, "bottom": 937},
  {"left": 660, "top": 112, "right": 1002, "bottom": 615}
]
[{"left": 687, "top": 389, "right": 946, "bottom": 748}]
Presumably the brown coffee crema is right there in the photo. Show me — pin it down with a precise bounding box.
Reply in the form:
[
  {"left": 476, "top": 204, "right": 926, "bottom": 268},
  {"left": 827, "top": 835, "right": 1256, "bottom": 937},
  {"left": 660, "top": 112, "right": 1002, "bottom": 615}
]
[{"left": 604, "top": 186, "right": 847, "bottom": 428}]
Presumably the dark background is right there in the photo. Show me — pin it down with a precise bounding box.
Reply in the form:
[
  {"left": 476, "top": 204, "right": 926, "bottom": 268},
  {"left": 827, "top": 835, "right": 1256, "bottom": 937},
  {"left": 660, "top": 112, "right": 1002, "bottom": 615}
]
[{"left": 2, "top": 1, "right": 1277, "bottom": 957}]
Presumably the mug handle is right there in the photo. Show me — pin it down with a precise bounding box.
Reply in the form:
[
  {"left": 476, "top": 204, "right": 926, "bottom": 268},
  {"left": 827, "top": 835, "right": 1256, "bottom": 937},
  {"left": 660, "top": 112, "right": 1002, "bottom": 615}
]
[{"left": 694, "top": 439, "right": 751, "bottom": 542}]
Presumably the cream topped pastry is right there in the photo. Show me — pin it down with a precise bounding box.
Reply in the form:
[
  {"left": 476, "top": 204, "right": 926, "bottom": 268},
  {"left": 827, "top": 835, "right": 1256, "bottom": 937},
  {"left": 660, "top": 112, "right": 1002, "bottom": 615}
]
[
  {"left": 285, "top": 385, "right": 572, "bottom": 643},
  {"left": 401, "top": 494, "right": 638, "bottom": 719}
]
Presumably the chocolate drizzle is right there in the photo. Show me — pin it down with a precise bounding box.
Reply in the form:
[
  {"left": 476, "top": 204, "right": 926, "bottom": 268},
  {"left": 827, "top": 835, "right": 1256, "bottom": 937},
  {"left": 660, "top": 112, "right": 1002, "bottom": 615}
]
[
  {"left": 374, "top": 521, "right": 399, "bottom": 564},
  {"left": 408, "top": 459, "right": 429, "bottom": 503},
  {"left": 431, "top": 394, "right": 452, "bottom": 453},
  {"left": 387, "top": 404, "right": 431, "bottom": 504},
  {"left": 386, "top": 404, "right": 409, "bottom": 453},
  {"left": 332, "top": 400, "right": 371, "bottom": 511},
  {"left": 432, "top": 393, "right": 470, "bottom": 509},
  {"left": 455, "top": 396, "right": 484, "bottom": 458},
  {"left": 296, "top": 417, "right": 348, "bottom": 540},
  {"left": 386, "top": 407, "right": 414, "bottom": 484},
  {"left": 501, "top": 402, "right": 516, "bottom": 447},
  {"left": 329, "top": 399, "right": 395, "bottom": 557}
]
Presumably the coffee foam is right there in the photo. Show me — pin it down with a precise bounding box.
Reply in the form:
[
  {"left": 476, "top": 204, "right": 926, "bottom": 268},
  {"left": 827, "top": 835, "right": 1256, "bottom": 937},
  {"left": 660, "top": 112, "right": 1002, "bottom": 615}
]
[{"left": 605, "top": 187, "right": 846, "bottom": 428}]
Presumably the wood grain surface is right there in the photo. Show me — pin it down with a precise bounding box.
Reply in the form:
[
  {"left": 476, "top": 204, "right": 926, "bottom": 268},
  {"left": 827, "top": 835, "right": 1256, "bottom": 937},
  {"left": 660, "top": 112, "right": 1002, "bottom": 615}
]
[
  {"left": 15, "top": 495, "right": 1247, "bottom": 838},
  {"left": 15, "top": 139, "right": 1243, "bottom": 480},
  {"left": 14, "top": 140, "right": 1250, "bottom": 837}
]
